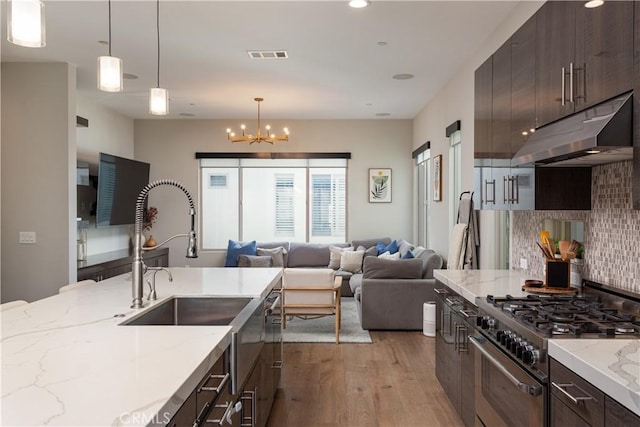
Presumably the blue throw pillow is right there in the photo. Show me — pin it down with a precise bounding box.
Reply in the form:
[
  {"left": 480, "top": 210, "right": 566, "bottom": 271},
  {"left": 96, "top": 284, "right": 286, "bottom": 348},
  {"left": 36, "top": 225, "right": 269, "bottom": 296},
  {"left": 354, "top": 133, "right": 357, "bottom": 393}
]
[
  {"left": 401, "top": 250, "right": 415, "bottom": 259},
  {"left": 225, "top": 240, "right": 257, "bottom": 267},
  {"left": 376, "top": 240, "right": 399, "bottom": 255}
]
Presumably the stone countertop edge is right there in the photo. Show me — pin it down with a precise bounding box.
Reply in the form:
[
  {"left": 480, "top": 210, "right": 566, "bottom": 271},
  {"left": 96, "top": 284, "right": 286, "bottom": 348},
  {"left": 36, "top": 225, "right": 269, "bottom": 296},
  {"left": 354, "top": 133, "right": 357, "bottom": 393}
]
[
  {"left": 434, "top": 269, "right": 533, "bottom": 304},
  {"left": 548, "top": 339, "right": 640, "bottom": 417},
  {"left": 0, "top": 267, "right": 283, "bottom": 427}
]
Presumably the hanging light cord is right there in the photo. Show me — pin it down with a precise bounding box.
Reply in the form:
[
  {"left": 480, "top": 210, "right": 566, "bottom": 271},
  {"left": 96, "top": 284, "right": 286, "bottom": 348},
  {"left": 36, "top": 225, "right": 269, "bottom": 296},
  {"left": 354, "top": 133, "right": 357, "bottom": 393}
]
[
  {"left": 156, "top": 0, "right": 160, "bottom": 88},
  {"left": 107, "top": 0, "right": 113, "bottom": 56}
]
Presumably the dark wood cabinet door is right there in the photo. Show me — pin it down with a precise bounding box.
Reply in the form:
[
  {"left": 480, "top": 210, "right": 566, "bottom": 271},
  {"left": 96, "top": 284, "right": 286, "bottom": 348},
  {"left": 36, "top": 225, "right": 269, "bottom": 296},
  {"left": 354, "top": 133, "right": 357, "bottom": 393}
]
[
  {"left": 635, "top": 0, "right": 640, "bottom": 210},
  {"left": 535, "top": 1, "right": 576, "bottom": 127},
  {"left": 510, "top": 14, "right": 536, "bottom": 157},
  {"left": 605, "top": 396, "right": 640, "bottom": 427},
  {"left": 535, "top": 167, "right": 592, "bottom": 211},
  {"left": 491, "top": 39, "right": 512, "bottom": 159},
  {"left": 474, "top": 57, "right": 493, "bottom": 158},
  {"left": 575, "top": 0, "right": 633, "bottom": 110},
  {"left": 550, "top": 394, "right": 592, "bottom": 427}
]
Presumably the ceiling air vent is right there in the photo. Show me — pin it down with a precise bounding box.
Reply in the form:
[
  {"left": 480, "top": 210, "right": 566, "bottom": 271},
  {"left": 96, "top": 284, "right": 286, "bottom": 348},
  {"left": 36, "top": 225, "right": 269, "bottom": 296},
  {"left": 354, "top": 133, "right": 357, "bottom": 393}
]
[{"left": 247, "top": 50, "right": 288, "bottom": 59}]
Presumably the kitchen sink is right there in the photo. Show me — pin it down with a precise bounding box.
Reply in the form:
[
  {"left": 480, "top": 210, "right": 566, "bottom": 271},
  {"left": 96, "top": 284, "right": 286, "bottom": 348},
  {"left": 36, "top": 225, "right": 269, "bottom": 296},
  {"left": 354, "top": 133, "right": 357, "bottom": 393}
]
[{"left": 121, "top": 296, "right": 254, "bottom": 326}]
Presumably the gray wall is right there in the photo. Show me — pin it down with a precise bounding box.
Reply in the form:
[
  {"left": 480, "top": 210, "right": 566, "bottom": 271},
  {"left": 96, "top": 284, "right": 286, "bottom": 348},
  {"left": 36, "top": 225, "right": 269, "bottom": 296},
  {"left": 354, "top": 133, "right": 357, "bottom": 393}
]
[
  {"left": 134, "top": 119, "right": 414, "bottom": 267},
  {"left": 1, "top": 62, "right": 76, "bottom": 303}
]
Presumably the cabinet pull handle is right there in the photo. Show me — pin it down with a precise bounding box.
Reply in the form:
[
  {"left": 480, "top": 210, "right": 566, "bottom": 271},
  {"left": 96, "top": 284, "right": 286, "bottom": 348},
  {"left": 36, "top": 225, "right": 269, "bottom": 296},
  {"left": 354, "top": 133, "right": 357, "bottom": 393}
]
[
  {"left": 569, "top": 63, "right": 574, "bottom": 104},
  {"left": 207, "top": 401, "right": 234, "bottom": 426},
  {"left": 199, "top": 373, "right": 229, "bottom": 394},
  {"left": 271, "top": 317, "right": 282, "bottom": 325},
  {"left": 503, "top": 176, "right": 509, "bottom": 204},
  {"left": 240, "top": 389, "right": 256, "bottom": 427},
  {"left": 551, "top": 382, "right": 596, "bottom": 405},
  {"left": 513, "top": 175, "right": 519, "bottom": 204},
  {"left": 561, "top": 66, "right": 566, "bottom": 106},
  {"left": 434, "top": 288, "right": 448, "bottom": 295},
  {"left": 195, "top": 402, "right": 211, "bottom": 427},
  {"left": 485, "top": 179, "right": 495, "bottom": 204}
]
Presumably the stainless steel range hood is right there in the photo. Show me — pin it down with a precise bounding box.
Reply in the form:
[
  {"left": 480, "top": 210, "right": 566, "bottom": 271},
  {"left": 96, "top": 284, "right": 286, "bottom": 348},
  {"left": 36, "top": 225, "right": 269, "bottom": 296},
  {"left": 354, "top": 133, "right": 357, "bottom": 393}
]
[{"left": 512, "top": 92, "right": 633, "bottom": 167}]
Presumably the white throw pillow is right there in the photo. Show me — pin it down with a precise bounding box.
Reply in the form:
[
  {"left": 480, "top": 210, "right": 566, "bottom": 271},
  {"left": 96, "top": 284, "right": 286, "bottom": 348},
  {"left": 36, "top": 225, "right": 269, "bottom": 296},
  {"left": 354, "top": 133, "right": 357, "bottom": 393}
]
[
  {"left": 328, "top": 245, "right": 353, "bottom": 269},
  {"left": 378, "top": 251, "right": 400, "bottom": 260},
  {"left": 340, "top": 250, "right": 365, "bottom": 273}
]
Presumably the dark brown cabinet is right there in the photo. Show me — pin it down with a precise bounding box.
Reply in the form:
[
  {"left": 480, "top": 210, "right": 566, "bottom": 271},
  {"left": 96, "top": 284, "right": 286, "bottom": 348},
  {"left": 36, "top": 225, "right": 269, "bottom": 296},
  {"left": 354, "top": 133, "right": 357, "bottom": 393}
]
[
  {"left": 434, "top": 285, "right": 475, "bottom": 427},
  {"left": 510, "top": 14, "right": 536, "bottom": 155},
  {"left": 536, "top": 1, "right": 634, "bottom": 128},
  {"left": 550, "top": 357, "right": 640, "bottom": 427},
  {"left": 474, "top": 57, "right": 493, "bottom": 159},
  {"left": 491, "top": 39, "right": 512, "bottom": 159},
  {"left": 535, "top": 167, "right": 591, "bottom": 211},
  {"left": 77, "top": 247, "right": 169, "bottom": 281}
]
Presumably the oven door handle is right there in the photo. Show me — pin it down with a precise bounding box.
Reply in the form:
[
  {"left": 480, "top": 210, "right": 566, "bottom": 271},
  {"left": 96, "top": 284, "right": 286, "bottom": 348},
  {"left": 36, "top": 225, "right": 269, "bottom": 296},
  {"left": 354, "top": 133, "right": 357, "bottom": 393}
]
[{"left": 469, "top": 336, "right": 542, "bottom": 397}]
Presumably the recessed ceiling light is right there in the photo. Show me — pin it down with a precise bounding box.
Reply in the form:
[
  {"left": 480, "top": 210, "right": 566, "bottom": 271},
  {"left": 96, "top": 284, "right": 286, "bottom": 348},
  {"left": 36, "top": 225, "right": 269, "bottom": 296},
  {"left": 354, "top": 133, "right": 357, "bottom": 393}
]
[
  {"left": 376, "top": 113, "right": 391, "bottom": 117},
  {"left": 349, "top": 0, "right": 371, "bottom": 9},
  {"left": 98, "top": 40, "right": 108, "bottom": 45},
  {"left": 584, "top": 0, "right": 604, "bottom": 8},
  {"left": 392, "top": 73, "right": 414, "bottom": 80},
  {"left": 189, "top": 103, "right": 196, "bottom": 106},
  {"left": 123, "top": 73, "right": 138, "bottom": 80},
  {"left": 366, "top": 103, "right": 373, "bottom": 106},
  {"left": 377, "top": 41, "right": 388, "bottom": 47},
  {"left": 179, "top": 113, "right": 195, "bottom": 117}
]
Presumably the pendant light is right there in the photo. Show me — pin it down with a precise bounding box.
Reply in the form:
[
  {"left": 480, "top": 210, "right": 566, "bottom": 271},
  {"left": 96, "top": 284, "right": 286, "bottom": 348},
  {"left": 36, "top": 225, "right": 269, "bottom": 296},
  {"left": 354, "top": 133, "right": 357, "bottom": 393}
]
[
  {"left": 7, "top": 0, "right": 46, "bottom": 48},
  {"left": 97, "top": 0, "right": 123, "bottom": 92},
  {"left": 149, "top": 0, "right": 168, "bottom": 115}
]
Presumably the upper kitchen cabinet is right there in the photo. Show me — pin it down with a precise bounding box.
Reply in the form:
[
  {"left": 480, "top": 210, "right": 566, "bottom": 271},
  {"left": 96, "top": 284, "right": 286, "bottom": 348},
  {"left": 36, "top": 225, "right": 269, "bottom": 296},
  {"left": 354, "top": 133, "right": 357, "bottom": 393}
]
[
  {"left": 491, "top": 39, "right": 512, "bottom": 160},
  {"left": 474, "top": 57, "right": 492, "bottom": 159},
  {"left": 510, "top": 14, "right": 536, "bottom": 156},
  {"left": 536, "top": 1, "right": 633, "bottom": 128}
]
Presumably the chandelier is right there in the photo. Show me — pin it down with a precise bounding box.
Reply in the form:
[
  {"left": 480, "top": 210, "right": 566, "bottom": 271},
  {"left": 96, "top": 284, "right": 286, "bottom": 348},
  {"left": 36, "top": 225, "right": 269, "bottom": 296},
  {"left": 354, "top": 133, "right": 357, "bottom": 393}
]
[{"left": 227, "top": 98, "right": 289, "bottom": 144}]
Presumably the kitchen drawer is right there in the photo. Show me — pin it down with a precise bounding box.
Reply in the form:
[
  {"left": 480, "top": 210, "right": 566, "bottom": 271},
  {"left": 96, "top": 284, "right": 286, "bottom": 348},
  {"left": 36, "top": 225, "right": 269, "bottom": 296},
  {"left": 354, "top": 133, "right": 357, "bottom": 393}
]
[
  {"left": 195, "top": 352, "right": 231, "bottom": 425},
  {"left": 550, "top": 358, "right": 604, "bottom": 426}
]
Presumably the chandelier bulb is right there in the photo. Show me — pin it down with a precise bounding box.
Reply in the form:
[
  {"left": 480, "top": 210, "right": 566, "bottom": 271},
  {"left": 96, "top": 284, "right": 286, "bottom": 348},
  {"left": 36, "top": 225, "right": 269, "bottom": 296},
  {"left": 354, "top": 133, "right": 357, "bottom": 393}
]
[{"left": 265, "top": 125, "right": 271, "bottom": 131}]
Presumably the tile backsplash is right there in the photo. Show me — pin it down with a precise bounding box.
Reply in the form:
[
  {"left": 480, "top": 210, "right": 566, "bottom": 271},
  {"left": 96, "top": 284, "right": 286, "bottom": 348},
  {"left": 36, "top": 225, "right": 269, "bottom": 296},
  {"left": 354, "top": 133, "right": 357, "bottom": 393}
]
[{"left": 512, "top": 160, "right": 640, "bottom": 293}]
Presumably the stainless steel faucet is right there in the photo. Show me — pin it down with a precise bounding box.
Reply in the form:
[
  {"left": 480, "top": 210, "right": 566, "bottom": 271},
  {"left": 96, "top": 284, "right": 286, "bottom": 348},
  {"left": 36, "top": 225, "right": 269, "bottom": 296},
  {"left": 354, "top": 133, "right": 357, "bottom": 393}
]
[
  {"left": 146, "top": 267, "right": 173, "bottom": 301},
  {"left": 131, "top": 179, "right": 198, "bottom": 309}
]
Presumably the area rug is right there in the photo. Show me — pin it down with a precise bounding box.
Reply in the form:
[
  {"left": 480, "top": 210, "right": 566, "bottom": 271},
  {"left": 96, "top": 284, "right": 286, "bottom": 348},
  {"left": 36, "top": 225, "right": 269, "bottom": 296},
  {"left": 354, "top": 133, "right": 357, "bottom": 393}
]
[{"left": 282, "top": 298, "right": 372, "bottom": 344}]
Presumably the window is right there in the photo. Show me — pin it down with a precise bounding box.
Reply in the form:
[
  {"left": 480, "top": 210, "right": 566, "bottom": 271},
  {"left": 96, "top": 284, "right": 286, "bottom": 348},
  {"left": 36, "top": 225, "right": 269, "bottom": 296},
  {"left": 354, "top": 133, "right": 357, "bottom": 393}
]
[
  {"left": 414, "top": 148, "right": 430, "bottom": 248},
  {"left": 199, "top": 157, "right": 347, "bottom": 249},
  {"left": 449, "top": 130, "right": 462, "bottom": 227}
]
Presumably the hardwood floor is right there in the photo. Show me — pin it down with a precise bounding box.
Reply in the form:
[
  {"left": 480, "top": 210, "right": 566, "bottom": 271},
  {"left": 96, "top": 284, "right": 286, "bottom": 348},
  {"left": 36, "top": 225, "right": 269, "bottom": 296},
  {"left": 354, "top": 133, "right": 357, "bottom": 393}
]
[{"left": 266, "top": 331, "right": 463, "bottom": 427}]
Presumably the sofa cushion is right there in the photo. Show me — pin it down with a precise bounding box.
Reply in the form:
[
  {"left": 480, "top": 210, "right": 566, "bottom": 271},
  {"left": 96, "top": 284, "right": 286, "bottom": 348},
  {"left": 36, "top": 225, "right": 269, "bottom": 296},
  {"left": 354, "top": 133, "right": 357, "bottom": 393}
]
[
  {"left": 357, "top": 245, "right": 378, "bottom": 259},
  {"left": 287, "top": 242, "right": 348, "bottom": 267},
  {"left": 376, "top": 240, "right": 399, "bottom": 255},
  {"left": 363, "top": 257, "right": 423, "bottom": 280},
  {"left": 398, "top": 239, "right": 415, "bottom": 258},
  {"left": 401, "top": 250, "right": 415, "bottom": 259},
  {"left": 414, "top": 250, "right": 443, "bottom": 279},
  {"left": 349, "top": 273, "right": 363, "bottom": 294},
  {"left": 351, "top": 237, "right": 390, "bottom": 249},
  {"left": 328, "top": 245, "right": 353, "bottom": 269},
  {"left": 237, "top": 254, "right": 273, "bottom": 268},
  {"left": 225, "top": 240, "right": 257, "bottom": 267},
  {"left": 256, "top": 246, "right": 287, "bottom": 267},
  {"left": 257, "top": 241, "right": 290, "bottom": 266},
  {"left": 378, "top": 251, "right": 400, "bottom": 260},
  {"left": 340, "top": 250, "right": 365, "bottom": 273}
]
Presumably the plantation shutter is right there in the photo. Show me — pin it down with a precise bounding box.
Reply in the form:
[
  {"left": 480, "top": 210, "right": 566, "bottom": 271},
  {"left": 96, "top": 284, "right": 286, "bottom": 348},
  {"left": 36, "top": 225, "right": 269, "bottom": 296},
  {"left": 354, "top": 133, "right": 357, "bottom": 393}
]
[
  {"left": 274, "top": 174, "right": 295, "bottom": 237},
  {"left": 311, "top": 173, "right": 346, "bottom": 237}
]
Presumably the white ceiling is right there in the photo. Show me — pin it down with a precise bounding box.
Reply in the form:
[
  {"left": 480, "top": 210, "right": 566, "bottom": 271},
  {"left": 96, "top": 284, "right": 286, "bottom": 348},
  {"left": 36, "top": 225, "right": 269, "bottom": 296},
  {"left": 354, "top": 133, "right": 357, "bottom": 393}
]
[{"left": 1, "top": 0, "right": 520, "bottom": 120}]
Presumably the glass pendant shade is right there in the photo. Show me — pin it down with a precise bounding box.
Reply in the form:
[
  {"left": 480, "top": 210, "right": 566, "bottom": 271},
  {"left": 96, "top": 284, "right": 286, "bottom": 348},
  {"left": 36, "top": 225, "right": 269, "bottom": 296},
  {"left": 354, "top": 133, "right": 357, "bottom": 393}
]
[
  {"left": 149, "top": 87, "right": 168, "bottom": 115},
  {"left": 97, "top": 56, "right": 123, "bottom": 92},
  {"left": 7, "top": 0, "right": 46, "bottom": 48}
]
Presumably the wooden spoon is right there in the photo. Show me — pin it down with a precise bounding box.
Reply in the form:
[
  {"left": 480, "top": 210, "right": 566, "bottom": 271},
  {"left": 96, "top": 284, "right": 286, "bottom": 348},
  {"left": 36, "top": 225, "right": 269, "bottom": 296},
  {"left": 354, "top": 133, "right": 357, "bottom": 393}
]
[{"left": 558, "top": 240, "right": 571, "bottom": 260}]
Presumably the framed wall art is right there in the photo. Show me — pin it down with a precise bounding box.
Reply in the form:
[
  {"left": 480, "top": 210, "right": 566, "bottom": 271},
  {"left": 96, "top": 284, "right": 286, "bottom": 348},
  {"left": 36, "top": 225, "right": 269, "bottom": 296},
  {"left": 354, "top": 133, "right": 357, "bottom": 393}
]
[
  {"left": 433, "top": 155, "right": 442, "bottom": 201},
  {"left": 369, "top": 168, "right": 392, "bottom": 203}
]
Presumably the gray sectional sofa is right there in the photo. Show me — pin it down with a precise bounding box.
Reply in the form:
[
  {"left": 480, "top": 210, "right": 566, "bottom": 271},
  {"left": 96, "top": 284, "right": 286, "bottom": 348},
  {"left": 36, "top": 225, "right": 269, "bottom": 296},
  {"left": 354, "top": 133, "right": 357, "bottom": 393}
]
[{"left": 225, "top": 237, "right": 443, "bottom": 330}]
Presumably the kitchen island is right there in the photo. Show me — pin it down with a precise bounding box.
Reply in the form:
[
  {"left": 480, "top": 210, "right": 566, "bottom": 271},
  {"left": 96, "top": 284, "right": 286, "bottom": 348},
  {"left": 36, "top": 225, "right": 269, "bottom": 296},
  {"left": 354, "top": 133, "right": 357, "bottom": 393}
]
[
  {"left": 433, "top": 269, "right": 640, "bottom": 418},
  {"left": 1, "top": 267, "right": 282, "bottom": 426}
]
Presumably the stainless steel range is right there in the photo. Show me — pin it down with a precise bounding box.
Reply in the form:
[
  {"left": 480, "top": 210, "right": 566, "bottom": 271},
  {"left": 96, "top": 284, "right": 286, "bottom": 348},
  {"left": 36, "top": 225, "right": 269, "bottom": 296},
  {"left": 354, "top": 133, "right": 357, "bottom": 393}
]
[{"left": 470, "top": 280, "right": 640, "bottom": 427}]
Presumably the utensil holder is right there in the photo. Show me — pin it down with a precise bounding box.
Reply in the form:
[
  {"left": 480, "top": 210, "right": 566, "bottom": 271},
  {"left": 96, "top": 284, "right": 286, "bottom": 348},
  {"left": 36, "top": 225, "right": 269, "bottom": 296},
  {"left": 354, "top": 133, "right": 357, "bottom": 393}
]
[{"left": 545, "top": 259, "right": 570, "bottom": 288}]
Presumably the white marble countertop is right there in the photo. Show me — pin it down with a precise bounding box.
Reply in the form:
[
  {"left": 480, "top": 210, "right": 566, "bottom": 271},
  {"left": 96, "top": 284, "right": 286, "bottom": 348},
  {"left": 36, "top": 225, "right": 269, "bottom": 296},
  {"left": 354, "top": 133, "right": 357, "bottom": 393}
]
[
  {"left": 433, "top": 269, "right": 534, "bottom": 304},
  {"left": 549, "top": 340, "right": 640, "bottom": 417},
  {"left": 1, "top": 267, "right": 282, "bottom": 426},
  {"left": 433, "top": 269, "right": 639, "bottom": 417}
]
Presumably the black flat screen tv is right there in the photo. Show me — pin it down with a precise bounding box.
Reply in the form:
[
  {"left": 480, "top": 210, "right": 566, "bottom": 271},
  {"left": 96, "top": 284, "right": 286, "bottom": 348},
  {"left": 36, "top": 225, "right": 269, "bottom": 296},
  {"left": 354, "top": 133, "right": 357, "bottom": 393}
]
[{"left": 96, "top": 153, "right": 150, "bottom": 227}]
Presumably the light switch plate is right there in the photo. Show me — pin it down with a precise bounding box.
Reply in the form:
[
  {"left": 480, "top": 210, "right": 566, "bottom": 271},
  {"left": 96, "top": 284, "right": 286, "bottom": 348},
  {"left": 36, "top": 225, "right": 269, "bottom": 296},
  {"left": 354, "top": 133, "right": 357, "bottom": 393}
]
[
  {"left": 19, "top": 231, "right": 36, "bottom": 244},
  {"left": 519, "top": 258, "right": 528, "bottom": 270}
]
